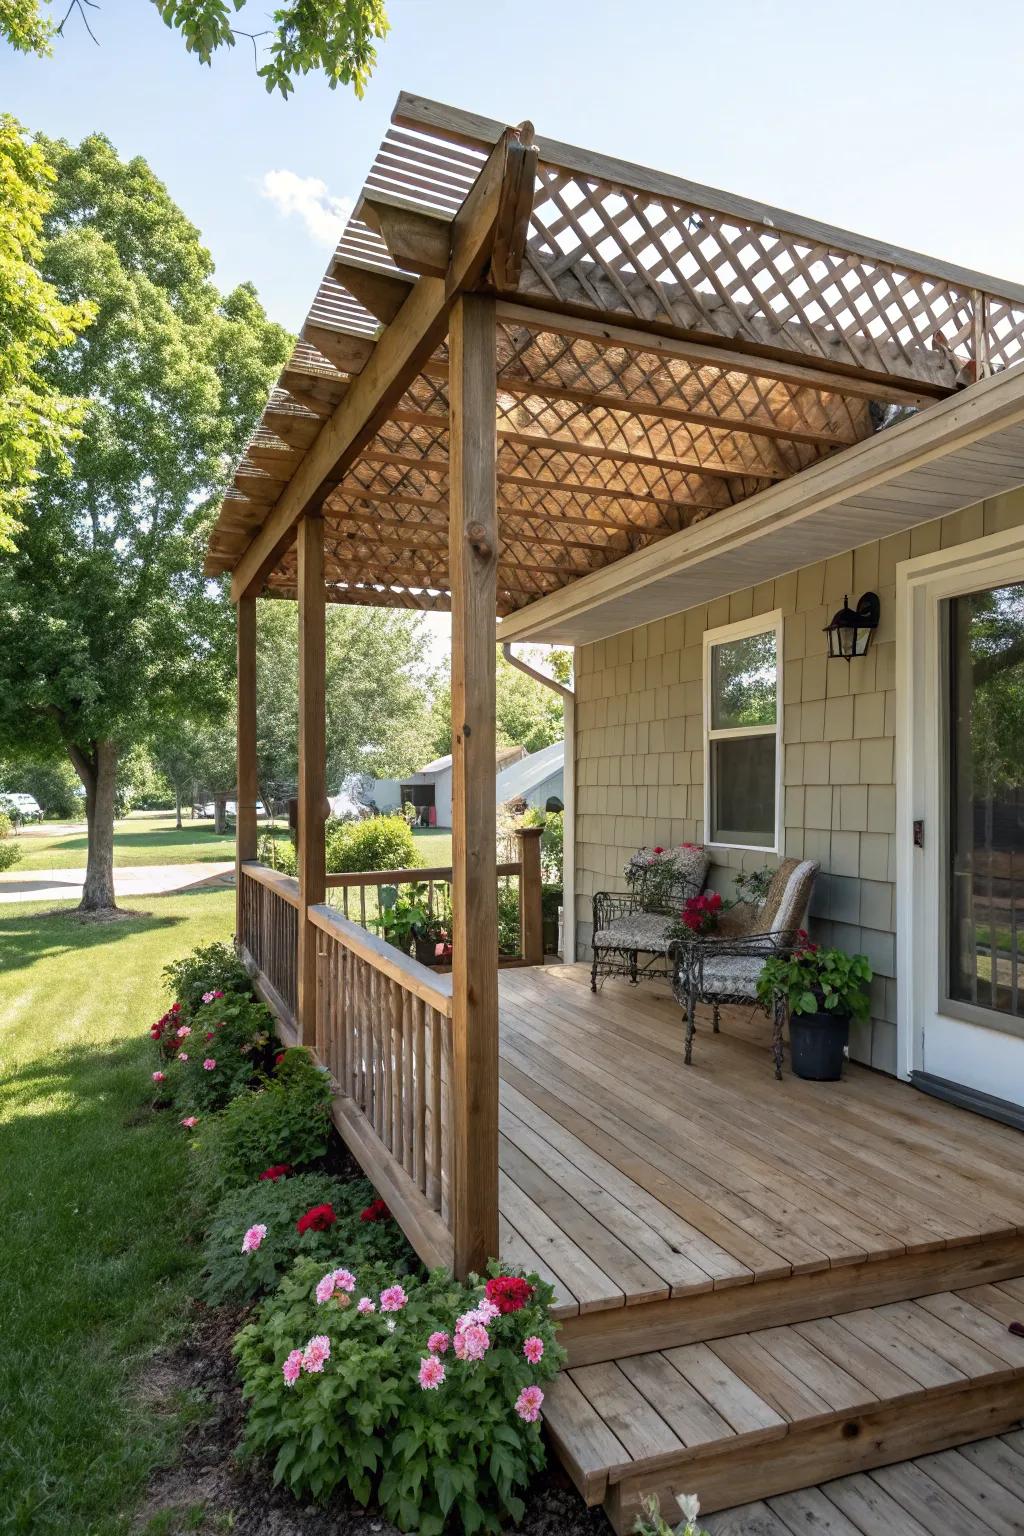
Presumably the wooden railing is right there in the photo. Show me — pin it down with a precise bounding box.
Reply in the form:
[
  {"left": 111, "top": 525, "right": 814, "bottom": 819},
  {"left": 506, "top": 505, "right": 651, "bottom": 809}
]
[
  {"left": 238, "top": 862, "right": 300, "bottom": 1028},
  {"left": 324, "top": 827, "right": 545, "bottom": 966},
  {"left": 310, "top": 903, "right": 454, "bottom": 1267}
]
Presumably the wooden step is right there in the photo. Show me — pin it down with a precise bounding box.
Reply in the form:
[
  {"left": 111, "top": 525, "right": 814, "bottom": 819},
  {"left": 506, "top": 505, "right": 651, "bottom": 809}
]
[{"left": 543, "top": 1276, "right": 1024, "bottom": 1534}]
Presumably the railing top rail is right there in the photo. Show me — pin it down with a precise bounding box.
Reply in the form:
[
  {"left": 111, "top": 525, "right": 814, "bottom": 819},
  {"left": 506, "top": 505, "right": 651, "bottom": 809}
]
[
  {"left": 308, "top": 902, "right": 454, "bottom": 1016},
  {"left": 325, "top": 861, "right": 521, "bottom": 888},
  {"left": 240, "top": 860, "right": 302, "bottom": 907}
]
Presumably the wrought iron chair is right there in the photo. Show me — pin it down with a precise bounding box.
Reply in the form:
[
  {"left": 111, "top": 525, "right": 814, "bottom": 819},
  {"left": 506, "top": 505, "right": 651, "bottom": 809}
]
[
  {"left": 670, "top": 858, "right": 819, "bottom": 1078},
  {"left": 590, "top": 844, "right": 710, "bottom": 990}
]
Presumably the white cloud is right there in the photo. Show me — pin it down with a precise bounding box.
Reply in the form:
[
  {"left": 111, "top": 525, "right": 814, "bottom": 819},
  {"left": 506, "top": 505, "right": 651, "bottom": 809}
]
[{"left": 258, "top": 169, "right": 353, "bottom": 248}]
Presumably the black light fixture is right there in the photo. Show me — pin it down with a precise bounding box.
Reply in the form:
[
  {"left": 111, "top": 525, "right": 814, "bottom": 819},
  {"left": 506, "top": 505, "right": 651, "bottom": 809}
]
[{"left": 824, "top": 592, "right": 880, "bottom": 660}]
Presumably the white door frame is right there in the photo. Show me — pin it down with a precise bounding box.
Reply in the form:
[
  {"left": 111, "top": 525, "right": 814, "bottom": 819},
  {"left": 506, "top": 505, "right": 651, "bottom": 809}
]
[{"left": 896, "top": 522, "right": 1024, "bottom": 1085}]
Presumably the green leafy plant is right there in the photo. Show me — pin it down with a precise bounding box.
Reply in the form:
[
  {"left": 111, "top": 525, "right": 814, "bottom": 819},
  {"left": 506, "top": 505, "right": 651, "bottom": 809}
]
[
  {"left": 733, "top": 865, "right": 773, "bottom": 905},
  {"left": 0, "top": 811, "right": 21, "bottom": 871},
  {"left": 756, "top": 936, "right": 873, "bottom": 1021},
  {"left": 235, "top": 1259, "right": 563, "bottom": 1532},
  {"left": 325, "top": 813, "right": 417, "bottom": 874},
  {"left": 375, "top": 881, "right": 431, "bottom": 953},
  {"left": 192, "top": 1049, "right": 334, "bottom": 1198},
  {"left": 162, "top": 940, "right": 254, "bottom": 1018},
  {"left": 497, "top": 881, "right": 520, "bottom": 957},
  {"left": 166, "top": 993, "right": 278, "bottom": 1114},
  {"left": 633, "top": 1491, "right": 707, "bottom": 1536},
  {"left": 201, "top": 1173, "right": 413, "bottom": 1305}
]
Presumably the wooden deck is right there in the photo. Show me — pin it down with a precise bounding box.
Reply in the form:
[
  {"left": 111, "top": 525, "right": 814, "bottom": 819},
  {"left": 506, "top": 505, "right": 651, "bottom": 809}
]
[
  {"left": 498, "top": 966, "right": 1024, "bottom": 1352},
  {"left": 496, "top": 967, "right": 1024, "bottom": 1531},
  {"left": 706, "top": 1432, "right": 1024, "bottom": 1535}
]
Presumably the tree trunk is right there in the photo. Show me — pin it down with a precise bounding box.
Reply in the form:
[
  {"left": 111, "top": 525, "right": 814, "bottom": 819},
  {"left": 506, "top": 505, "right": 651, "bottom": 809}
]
[
  {"left": 213, "top": 791, "right": 227, "bottom": 835},
  {"left": 68, "top": 739, "right": 119, "bottom": 911},
  {"left": 174, "top": 782, "right": 182, "bottom": 829}
]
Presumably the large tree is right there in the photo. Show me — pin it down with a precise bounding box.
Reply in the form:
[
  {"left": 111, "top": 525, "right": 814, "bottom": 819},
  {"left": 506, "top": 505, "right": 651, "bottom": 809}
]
[
  {"left": 2, "top": 0, "right": 389, "bottom": 96},
  {"left": 0, "top": 114, "right": 92, "bottom": 551},
  {"left": 429, "top": 646, "right": 573, "bottom": 758},
  {"left": 0, "top": 133, "right": 290, "bottom": 910}
]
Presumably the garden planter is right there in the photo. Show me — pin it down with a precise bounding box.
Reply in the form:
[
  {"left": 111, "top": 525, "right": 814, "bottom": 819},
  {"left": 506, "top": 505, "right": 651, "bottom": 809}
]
[
  {"left": 789, "top": 1010, "right": 849, "bottom": 1081},
  {"left": 414, "top": 934, "right": 441, "bottom": 967}
]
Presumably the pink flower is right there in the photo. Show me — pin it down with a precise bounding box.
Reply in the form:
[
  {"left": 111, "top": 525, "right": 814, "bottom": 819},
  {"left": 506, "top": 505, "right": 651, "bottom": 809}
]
[
  {"left": 515, "top": 1385, "right": 544, "bottom": 1422},
  {"left": 176, "top": 1025, "right": 191, "bottom": 1038},
  {"left": 523, "top": 1335, "right": 544, "bottom": 1365},
  {"left": 380, "top": 1285, "right": 407, "bottom": 1313},
  {"left": 178, "top": 1053, "right": 189, "bottom": 1062},
  {"left": 454, "top": 1322, "right": 490, "bottom": 1361},
  {"left": 302, "top": 1334, "right": 331, "bottom": 1373},
  {"left": 315, "top": 1274, "right": 336, "bottom": 1305},
  {"left": 201, "top": 990, "right": 224, "bottom": 1003},
  {"left": 180, "top": 1116, "right": 198, "bottom": 1129},
  {"left": 427, "top": 1331, "right": 450, "bottom": 1355},
  {"left": 357, "top": 1297, "right": 376, "bottom": 1314},
  {"left": 241, "top": 1223, "right": 267, "bottom": 1253},
  {"left": 151, "top": 1071, "right": 165, "bottom": 1083},
  {"left": 332, "top": 1267, "right": 356, "bottom": 1294},
  {"left": 418, "top": 1355, "right": 446, "bottom": 1390},
  {"left": 282, "top": 1348, "right": 303, "bottom": 1387},
  {"left": 202, "top": 1058, "right": 216, "bottom": 1071}
]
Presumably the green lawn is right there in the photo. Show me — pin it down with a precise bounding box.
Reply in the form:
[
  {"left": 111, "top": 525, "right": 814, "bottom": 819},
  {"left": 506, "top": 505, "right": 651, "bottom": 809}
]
[
  {"left": 11, "top": 811, "right": 245, "bottom": 872},
  {"left": 0, "top": 888, "right": 235, "bottom": 1535},
  {"left": 411, "top": 827, "right": 453, "bottom": 867}
]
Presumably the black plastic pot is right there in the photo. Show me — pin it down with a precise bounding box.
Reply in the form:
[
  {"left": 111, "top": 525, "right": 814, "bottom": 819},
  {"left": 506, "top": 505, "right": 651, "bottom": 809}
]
[{"left": 788, "top": 1009, "right": 849, "bottom": 1081}]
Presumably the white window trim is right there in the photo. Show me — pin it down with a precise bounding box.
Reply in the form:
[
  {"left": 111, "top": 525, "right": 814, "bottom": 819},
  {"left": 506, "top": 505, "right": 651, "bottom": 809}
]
[{"left": 703, "top": 609, "right": 784, "bottom": 854}]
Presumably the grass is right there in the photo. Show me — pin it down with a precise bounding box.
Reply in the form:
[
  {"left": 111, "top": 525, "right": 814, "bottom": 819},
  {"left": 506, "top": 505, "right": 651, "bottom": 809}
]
[
  {"left": 10, "top": 812, "right": 248, "bottom": 872},
  {"left": 0, "top": 887, "right": 235, "bottom": 1535}
]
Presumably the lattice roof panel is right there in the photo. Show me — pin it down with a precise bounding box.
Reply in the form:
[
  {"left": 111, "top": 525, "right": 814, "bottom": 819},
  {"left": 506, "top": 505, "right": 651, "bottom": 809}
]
[{"left": 208, "top": 94, "right": 1024, "bottom": 616}]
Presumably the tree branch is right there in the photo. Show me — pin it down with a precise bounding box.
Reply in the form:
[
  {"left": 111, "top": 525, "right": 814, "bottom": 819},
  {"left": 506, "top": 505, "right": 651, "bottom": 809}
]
[{"left": 56, "top": 0, "right": 100, "bottom": 45}]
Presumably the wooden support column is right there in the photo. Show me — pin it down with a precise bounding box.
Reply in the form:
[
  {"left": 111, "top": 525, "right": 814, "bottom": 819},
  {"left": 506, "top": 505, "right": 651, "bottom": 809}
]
[
  {"left": 516, "top": 826, "right": 544, "bottom": 966},
  {"left": 449, "top": 293, "right": 499, "bottom": 1278},
  {"left": 235, "top": 594, "right": 259, "bottom": 940},
  {"left": 297, "top": 512, "right": 327, "bottom": 1045}
]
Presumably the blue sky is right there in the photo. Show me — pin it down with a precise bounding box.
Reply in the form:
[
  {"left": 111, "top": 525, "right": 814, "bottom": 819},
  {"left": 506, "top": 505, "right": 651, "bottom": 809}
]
[{"left": 7, "top": 0, "right": 1024, "bottom": 335}]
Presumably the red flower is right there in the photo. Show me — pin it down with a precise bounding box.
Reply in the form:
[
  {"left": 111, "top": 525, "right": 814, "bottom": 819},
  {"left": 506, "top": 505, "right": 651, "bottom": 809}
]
[
  {"left": 682, "top": 892, "right": 723, "bottom": 933},
  {"left": 485, "top": 1275, "right": 534, "bottom": 1314},
  {"left": 296, "top": 1203, "right": 337, "bottom": 1235},
  {"left": 258, "top": 1164, "right": 293, "bottom": 1182},
  {"left": 652, "top": 846, "right": 664, "bottom": 854},
  {"left": 274, "top": 1052, "right": 286, "bottom": 1066},
  {"left": 359, "top": 1198, "right": 391, "bottom": 1223}
]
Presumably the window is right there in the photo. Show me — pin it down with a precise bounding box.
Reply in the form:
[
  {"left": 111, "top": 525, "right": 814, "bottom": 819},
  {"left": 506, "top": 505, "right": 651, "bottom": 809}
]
[{"left": 703, "top": 612, "right": 783, "bottom": 850}]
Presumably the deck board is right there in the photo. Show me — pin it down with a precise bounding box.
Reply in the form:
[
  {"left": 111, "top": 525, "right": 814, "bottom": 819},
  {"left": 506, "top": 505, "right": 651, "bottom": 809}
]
[{"left": 496, "top": 968, "right": 1024, "bottom": 1320}]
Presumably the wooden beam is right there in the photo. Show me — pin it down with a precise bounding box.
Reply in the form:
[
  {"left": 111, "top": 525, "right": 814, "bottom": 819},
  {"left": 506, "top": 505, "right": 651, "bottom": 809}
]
[
  {"left": 330, "top": 257, "right": 415, "bottom": 324},
  {"left": 300, "top": 324, "right": 376, "bottom": 376},
  {"left": 358, "top": 192, "right": 452, "bottom": 277},
  {"left": 448, "top": 293, "right": 500, "bottom": 1277},
  {"left": 327, "top": 484, "right": 687, "bottom": 535},
  {"left": 495, "top": 301, "right": 938, "bottom": 408},
  {"left": 497, "top": 427, "right": 784, "bottom": 482},
  {"left": 232, "top": 124, "right": 535, "bottom": 601},
  {"left": 296, "top": 514, "right": 327, "bottom": 1047},
  {"left": 325, "top": 499, "right": 635, "bottom": 554},
  {"left": 235, "top": 594, "right": 258, "bottom": 939}
]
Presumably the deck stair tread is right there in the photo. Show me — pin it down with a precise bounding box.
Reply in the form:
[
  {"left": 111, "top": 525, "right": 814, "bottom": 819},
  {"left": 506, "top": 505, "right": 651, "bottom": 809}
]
[
  {"left": 702, "top": 1434, "right": 1024, "bottom": 1535},
  {"left": 542, "top": 1276, "right": 1024, "bottom": 1529}
]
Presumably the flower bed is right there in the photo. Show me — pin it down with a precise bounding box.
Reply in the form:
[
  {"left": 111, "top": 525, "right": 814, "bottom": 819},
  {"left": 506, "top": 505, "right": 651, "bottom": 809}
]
[{"left": 148, "top": 940, "right": 563, "bottom": 1533}]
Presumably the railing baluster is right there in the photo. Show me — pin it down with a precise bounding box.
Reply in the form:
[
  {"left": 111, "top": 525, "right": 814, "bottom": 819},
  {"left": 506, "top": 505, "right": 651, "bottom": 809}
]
[
  {"left": 391, "top": 979, "right": 403, "bottom": 1157},
  {"left": 414, "top": 996, "right": 426, "bottom": 1193}
]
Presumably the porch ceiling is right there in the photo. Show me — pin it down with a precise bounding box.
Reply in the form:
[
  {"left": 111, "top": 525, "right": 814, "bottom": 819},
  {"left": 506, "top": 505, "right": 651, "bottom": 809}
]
[{"left": 206, "top": 93, "right": 1024, "bottom": 616}]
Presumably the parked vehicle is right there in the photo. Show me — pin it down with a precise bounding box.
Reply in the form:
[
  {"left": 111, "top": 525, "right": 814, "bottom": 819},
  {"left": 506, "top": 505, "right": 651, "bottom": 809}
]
[
  {"left": 0, "top": 792, "right": 43, "bottom": 823},
  {"left": 196, "top": 799, "right": 266, "bottom": 819}
]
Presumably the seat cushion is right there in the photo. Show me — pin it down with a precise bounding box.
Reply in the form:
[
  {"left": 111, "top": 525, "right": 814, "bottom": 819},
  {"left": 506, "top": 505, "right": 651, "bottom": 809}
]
[
  {"left": 593, "top": 913, "right": 675, "bottom": 953},
  {"left": 699, "top": 954, "right": 766, "bottom": 997}
]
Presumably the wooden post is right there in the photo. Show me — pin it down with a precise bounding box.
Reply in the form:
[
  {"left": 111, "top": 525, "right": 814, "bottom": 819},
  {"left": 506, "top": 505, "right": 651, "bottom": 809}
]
[
  {"left": 449, "top": 293, "right": 499, "bottom": 1278},
  {"left": 235, "top": 594, "right": 258, "bottom": 941},
  {"left": 297, "top": 512, "right": 327, "bottom": 1045},
  {"left": 516, "top": 826, "right": 544, "bottom": 966}
]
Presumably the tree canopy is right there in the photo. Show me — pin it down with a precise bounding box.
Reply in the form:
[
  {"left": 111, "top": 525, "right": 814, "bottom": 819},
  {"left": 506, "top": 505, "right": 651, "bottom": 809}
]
[
  {"left": 429, "top": 646, "right": 573, "bottom": 759},
  {"left": 0, "top": 132, "right": 291, "bottom": 906},
  {"left": 2, "top": 0, "right": 389, "bottom": 96},
  {"left": 0, "top": 114, "right": 93, "bottom": 551}
]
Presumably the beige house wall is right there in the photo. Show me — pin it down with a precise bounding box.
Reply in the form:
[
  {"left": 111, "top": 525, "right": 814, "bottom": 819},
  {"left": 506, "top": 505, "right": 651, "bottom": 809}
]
[{"left": 574, "top": 487, "right": 1024, "bottom": 1073}]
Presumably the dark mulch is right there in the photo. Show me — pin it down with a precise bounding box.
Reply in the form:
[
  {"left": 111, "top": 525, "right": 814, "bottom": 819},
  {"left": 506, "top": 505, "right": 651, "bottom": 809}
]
[{"left": 135, "top": 1302, "right": 613, "bottom": 1536}]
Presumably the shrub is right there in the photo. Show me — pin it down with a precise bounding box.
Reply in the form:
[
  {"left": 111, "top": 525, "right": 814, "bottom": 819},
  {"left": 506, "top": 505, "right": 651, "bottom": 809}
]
[
  {"left": 163, "top": 940, "right": 253, "bottom": 1017},
  {"left": 520, "top": 807, "right": 563, "bottom": 883},
  {"left": 166, "top": 993, "right": 278, "bottom": 1115},
  {"left": 0, "top": 812, "right": 21, "bottom": 872},
  {"left": 497, "top": 881, "right": 520, "bottom": 956},
  {"left": 324, "top": 814, "right": 417, "bottom": 875},
  {"left": 234, "top": 1258, "right": 563, "bottom": 1531},
  {"left": 201, "top": 1173, "right": 414, "bottom": 1305},
  {"left": 193, "top": 1049, "right": 334, "bottom": 1198}
]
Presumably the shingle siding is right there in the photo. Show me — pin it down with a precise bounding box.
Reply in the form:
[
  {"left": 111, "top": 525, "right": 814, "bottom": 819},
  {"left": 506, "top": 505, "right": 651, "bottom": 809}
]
[{"left": 574, "top": 488, "right": 1024, "bottom": 1072}]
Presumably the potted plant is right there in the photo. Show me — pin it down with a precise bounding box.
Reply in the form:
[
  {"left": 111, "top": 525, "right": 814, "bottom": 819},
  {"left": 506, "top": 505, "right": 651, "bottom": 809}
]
[
  {"left": 374, "top": 883, "right": 431, "bottom": 956},
  {"left": 412, "top": 913, "right": 451, "bottom": 967},
  {"left": 756, "top": 934, "right": 873, "bottom": 1081}
]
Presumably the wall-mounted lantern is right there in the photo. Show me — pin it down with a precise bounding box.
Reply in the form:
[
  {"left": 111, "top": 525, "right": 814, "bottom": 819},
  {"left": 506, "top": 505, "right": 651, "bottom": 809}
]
[{"left": 824, "top": 592, "right": 880, "bottom": 660}]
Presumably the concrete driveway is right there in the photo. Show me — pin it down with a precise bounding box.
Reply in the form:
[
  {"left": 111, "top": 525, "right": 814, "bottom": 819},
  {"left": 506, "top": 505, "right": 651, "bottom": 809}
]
[{"left": 0, "top": 861, "right": 235, "bottom": 905}]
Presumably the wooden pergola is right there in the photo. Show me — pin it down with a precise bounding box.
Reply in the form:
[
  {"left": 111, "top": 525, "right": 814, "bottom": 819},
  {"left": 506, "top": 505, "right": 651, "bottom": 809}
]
[{"left": 208, "top": 93, "right": 1024, "bottom": 1278}]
